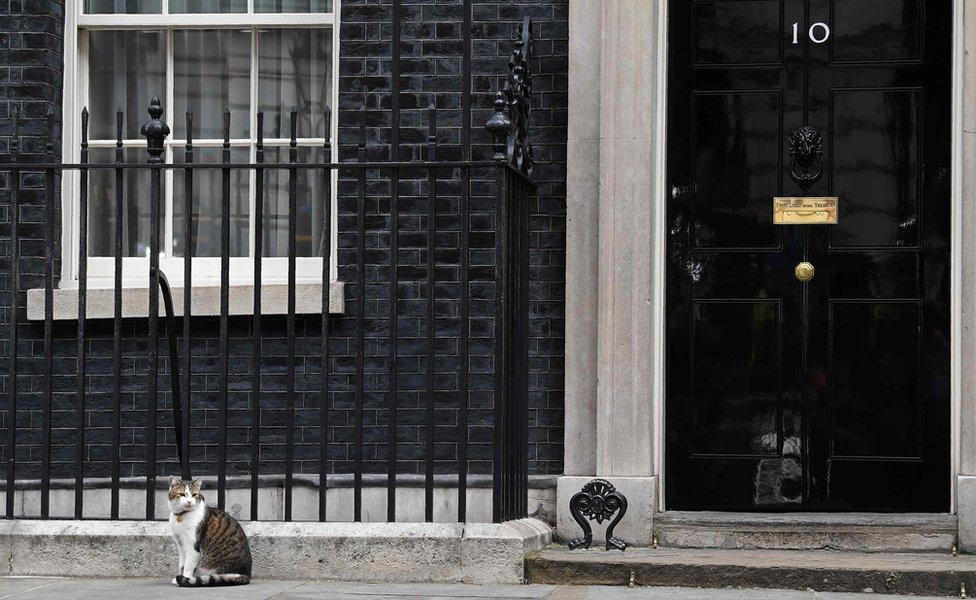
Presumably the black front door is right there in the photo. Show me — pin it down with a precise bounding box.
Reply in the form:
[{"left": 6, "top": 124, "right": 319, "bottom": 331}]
[{"left": 665, "top": 0, "right": 951, "bottom": 511}]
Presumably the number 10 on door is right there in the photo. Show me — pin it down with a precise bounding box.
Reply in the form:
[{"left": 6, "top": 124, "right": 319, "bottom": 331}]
[{"left": 793, "top": 22, "right": 831, "bottom": 44}]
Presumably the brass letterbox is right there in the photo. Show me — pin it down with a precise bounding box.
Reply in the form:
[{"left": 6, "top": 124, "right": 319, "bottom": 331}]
[{"left": 773, "top": 197, "right": 838, "bottom": 225}]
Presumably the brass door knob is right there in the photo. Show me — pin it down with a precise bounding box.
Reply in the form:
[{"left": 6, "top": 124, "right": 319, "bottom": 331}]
[{"left": 795, "top": 261, "right": 815, "bottom": 282}]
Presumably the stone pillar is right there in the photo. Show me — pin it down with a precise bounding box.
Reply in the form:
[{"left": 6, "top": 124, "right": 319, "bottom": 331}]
[
  {"left": 558, "top": 0, "right": 664, "bottom": 547},
  {"left": 594, "top": 0, "right": 659, "bottom": 481},
  {"left": 956, "top": 0, "right": 976, "bottom": 553},
  {"left": 562, "top": 0, "right": 601, "bottom": 478}
]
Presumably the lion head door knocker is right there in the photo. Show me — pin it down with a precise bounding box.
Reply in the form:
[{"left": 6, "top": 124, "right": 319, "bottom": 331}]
[
  {"left": 787, "top": 125, "right": 824, "bottom": 195},
  {"left": 567, "top": 479, "right": 628, "bottom": 551}
]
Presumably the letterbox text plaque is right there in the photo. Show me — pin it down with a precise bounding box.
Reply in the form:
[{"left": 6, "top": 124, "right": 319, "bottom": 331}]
[{"left": 773, "top": 197, "right": 838, "bottom": 225}]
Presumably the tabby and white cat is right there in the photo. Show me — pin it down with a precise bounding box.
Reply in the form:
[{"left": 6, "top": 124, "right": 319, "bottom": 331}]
[{"left": 168, "top": 476, "right": 252, "bottom": 587}]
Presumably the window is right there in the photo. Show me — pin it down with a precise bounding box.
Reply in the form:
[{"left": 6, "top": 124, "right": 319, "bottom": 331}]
[{"left": 62, "top": 1, "right": 339, "bottom": 288}]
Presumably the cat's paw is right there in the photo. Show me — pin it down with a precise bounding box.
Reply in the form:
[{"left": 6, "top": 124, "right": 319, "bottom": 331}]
[{"left": 171, "top": 577, "right": 179, "bottom": 586}]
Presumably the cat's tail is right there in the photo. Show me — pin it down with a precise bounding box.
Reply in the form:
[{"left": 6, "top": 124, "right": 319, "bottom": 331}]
[{"left": 176, "top": 573, "right": 250, "bottom": 587}]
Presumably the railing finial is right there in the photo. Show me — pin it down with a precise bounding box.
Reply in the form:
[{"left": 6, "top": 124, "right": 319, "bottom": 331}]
[
  {"left": 140, "top": 96, "right": 170, "bottom": 165},
  {"left": 483, "top": 18, "right": 533, "bottom": 176},
  {"left": 485, "top": 91, "right": 512, "bottom": 162}
]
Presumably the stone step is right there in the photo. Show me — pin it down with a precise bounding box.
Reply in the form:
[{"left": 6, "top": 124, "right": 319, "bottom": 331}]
[
  {"left": 525, "top": 547, "right": 976, "bottom": 596},
  {"left": 654, "top": 512, "right": 957, "bottom": 553}
]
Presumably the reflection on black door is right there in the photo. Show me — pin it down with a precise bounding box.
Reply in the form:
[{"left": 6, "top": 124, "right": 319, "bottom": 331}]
[{"left": 666, "top": 0, "right": 950, "bottom": 511}]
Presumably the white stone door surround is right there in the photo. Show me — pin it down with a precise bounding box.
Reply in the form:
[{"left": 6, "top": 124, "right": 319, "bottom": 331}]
[{"left": 559, "top": 0, "right": 976, "bottom": 550}]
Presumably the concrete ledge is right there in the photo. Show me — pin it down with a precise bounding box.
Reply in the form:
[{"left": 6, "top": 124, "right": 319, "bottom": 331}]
[
  {"left": 26, "top": 281, "right": 346, "bottom": 320},
  {"left": 0, "top": 518, "right": 552, "bottom": 584},
  {"left": 0, "top": 476, "right": 557, "bottom": 526}
]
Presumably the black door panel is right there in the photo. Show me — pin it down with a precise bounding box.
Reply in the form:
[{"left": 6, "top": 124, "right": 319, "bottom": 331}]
[{"left": 666, "top": 0, "right": 950, "bottom": 511}]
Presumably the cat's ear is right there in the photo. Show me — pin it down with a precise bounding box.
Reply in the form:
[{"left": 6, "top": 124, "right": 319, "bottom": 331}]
[
  {"left": 169, "top": 475, "right": 181, "bottom": 489},
  {"left": 190, "top": 479, "right": 202, "bottom": 494}
]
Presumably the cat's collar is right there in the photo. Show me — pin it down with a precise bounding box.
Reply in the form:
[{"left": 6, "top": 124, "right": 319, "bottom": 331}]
[{"left": 172, "top": 507, "right": 192, "bottom": 522}]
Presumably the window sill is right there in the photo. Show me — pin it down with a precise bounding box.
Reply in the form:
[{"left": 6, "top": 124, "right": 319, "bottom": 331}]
[{"left": 25, "top": 281, "right": 346, "bottom": 321}]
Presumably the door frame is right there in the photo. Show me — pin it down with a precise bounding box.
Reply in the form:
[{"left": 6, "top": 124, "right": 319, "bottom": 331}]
[{"left": 653, "top": 0, "right": 966, "bottom": 513}]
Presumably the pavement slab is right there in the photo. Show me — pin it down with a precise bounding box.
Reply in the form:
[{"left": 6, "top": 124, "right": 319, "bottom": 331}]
[
  {"left": 287, "top": 582, "right": 558, "bottom": 598},
  {"left": 545, "top": 588, "right": 811, "bottom": 600},
  {"left": 0, "top": 577, "right": 305, "bottom": 600},
  {"left": 0, "top": 578, "right": 960, "bottom": 599},
  {"left": 0, "top": 577, "right": 63, "bottom": 599}
]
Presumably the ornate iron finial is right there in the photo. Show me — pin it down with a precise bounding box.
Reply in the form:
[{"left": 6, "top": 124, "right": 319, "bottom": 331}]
[
  {"left": 788, "top": 125, "right": 824, "bottom": 194},
  {"left": 568, "top": 478, "right": 629, "bottom": 551},
  {"left": 486, "top": 92, "right": 513, "bottom": 161},
  {"left": 483, "top": 17, "right": 533, "bottom": 177},
  {"left": 140, "top": 97, "right": 170, "bottom": 164}
]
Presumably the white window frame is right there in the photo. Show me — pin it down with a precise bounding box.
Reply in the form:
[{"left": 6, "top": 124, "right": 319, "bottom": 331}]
[{"left": 61, "top": 0, "right": 340, "bottom": 290}]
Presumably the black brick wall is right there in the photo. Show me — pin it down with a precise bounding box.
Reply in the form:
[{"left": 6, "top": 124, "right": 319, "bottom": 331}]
[{"left": 0, "top": 0, "right": 566, "bottom": 486}]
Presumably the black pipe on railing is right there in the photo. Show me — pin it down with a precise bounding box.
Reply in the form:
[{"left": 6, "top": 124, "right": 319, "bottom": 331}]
[{"left": 156, "top": 270, "right": 188, "bottom": 481}]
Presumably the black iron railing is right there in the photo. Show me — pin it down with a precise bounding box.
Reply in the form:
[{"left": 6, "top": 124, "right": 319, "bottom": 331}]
[{"left": 0, "top": 19, "right": 534, "bottom": 525}]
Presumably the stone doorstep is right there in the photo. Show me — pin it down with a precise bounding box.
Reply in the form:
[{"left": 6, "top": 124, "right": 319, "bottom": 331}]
[
  {"left": 526, "top": 547, "right": 976, "bottom": 596},
  {"left": 654, "top": 511, "right": 958, "bottom": 553},
  {"left": 0, "top": 518, "right": 552, "bottom": 585}
]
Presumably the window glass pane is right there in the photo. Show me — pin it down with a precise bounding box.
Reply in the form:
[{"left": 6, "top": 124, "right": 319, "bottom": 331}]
[
  {"left": 173, "top": 148, "right": 250, "bottom": 257},
  {"left": 170, "top": 0, "right": 246, "bottom": 13},
  {"left": 261, "top": 147, "right": 325, "bottom": 258},
  {"left": 85, "top": 0, "right": 161, "bottom": 13},
  {"left": 88, "top": 30, "right": 166, "bottom": 140},
  {"left": 258, "top": 28, "right": 333, "bottom": 139},
  {"left": 88, "top": 148, "right": 161, "bottom": 257},
  {"left": 174, "top": 30, "right": 251, "bottom": 139},
  {"left": 255, "top": 0, "right": 332, "bottom": 12}
]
